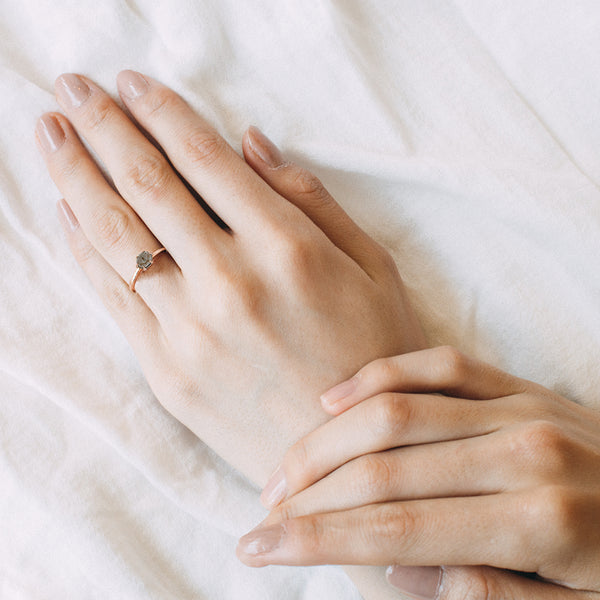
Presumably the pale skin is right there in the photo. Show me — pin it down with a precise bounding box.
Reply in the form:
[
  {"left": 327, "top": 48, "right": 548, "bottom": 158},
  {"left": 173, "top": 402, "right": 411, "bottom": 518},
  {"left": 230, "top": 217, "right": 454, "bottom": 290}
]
[
  {"left": 35, "top": 70, "right": 425, "bottom": 600},
  {"left": 35, "top": 71, "right": 600, "bottom": 600},
  {"left": 243, "top": 346, "right": 600, "bottom": 599}
]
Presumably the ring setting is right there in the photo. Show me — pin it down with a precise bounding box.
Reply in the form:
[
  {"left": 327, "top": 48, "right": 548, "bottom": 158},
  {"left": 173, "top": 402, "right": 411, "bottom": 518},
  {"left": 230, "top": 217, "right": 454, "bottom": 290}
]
[{"left": 129, "top": 247, "right": 166, "bottom": 293}]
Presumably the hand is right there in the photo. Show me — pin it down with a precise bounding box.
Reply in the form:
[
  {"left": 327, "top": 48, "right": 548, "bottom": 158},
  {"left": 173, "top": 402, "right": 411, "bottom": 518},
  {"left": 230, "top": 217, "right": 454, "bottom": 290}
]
[
  {"left": 238, "top": 346, "right": 600, "bottom": 599},
  {"left": 35, "top": 71, "right": 426, "bottom": 486}
]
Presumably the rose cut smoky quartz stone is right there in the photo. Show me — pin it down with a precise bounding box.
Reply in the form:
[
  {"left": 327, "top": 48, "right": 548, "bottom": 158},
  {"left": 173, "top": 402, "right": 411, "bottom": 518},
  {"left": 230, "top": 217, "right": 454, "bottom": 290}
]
[{"left": 136, "top": 250, "right": 153, "bottom": 270}]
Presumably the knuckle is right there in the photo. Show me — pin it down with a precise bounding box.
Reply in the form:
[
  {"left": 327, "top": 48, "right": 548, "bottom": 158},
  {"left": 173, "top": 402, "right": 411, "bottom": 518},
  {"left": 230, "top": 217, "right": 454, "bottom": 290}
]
[
  {"left": 81, "top": 96, "right": 114, "bottom": 131},
  {"left": 369, "top": 504, "right": 418, "bottom": 549},
  {"left": 94, "top": 206, "right": 132, "bottom": 252},
  {"left": 366, "top": 357, "right": 400, "bottom": 386},
  {"left": 285, "top": 438, "right": 313, "bottom": 483},
  {"left": 143, "top": 87, "right": 180, "bottom": 118},
  {"left": 288, "top": 515, "right": 324, "bottom": 558},
  {"left": 290, "top": 167, "right": 330, "bottom": 205},
  {"left": 530, "top": 486, "right": 581, "bottom": 551},
  {"left": 370, "top": 393, "right": 411, "bottom": 439},
  {"left": 353, "top": 454, "right": 396, "bottom": 499},
  {"left": 123, "top": 153, "right": 172, "bottom": 200},
  {"left": 209, "top": 262, "right": 265, "bottom": 324},
  {"left": 437, "top": 345, "right": 469, "bottom": 389},
  {"left": 69, "top": 233, "right": 96, "bottom": 265},
  {"left": 271, "top": 501, "right": 298, "bottom": 524},
  {"left": 513, "top": 420, "right": 570, "bottom": 474},
  {"left": 452, "top": 569, "right": 498, "bottom": 600},
  {"left": 184, "top": 129, "right": 226, "bottom": 169},
  {"left": 272, "top": 231, "right": 319, "bottom": 284},
  {"left": 100, "top": 279, "right": 134, "bottom": 314},
  {"left": 54, "top": 153, "right": 85, "bottom": 182}
]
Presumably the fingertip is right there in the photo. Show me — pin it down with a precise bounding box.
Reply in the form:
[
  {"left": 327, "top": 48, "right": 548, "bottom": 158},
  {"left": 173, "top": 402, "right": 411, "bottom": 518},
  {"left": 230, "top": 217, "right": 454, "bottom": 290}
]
[
  {"left": 245, "top": 125, "right": 286, "bottom": 169},
  {"left": 54, "top": 72, "right": 67, "bottom": 88},
  {"left": 260, "top": 464, "right": 288, "bottom": 510},
  {"left": 241, "top": 127, "right": 254, "bottom": 160},
  {"left": 39, "top": 106, "right": 78, "bottom": 152},
  {"left": 319, "top": 376, "right": 359, "bottom": 412},
  {"left": 236, "top": 523, "right": 286, "bottom": 567},
  {"left": 319, "top": 395, "right": 348, "bottom": 415},
  {"left": 116, "top": 69, "right": 150, "bottom": 101}
]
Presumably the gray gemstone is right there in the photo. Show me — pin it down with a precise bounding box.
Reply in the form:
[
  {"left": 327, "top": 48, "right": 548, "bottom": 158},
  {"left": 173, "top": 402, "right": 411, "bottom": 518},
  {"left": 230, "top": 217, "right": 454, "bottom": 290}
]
[{"left": 136, "top": 250, "right": 153, "bottom": 270}]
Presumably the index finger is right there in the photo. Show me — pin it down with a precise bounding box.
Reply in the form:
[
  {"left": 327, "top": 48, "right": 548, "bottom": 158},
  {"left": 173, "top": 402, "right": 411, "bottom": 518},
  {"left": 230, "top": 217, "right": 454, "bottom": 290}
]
[{"left": 320, "top": 346, "right": 530, "bottom": 415}]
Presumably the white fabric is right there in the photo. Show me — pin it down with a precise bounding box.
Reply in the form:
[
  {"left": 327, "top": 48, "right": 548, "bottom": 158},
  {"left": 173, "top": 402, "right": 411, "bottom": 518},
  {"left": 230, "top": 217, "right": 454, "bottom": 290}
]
[{"left": 1, "top": 1, "right": 599, "bottom": 598}]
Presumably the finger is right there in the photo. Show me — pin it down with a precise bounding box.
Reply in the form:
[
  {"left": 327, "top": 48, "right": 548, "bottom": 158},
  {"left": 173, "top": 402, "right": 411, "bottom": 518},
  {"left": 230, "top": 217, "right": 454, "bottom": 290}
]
[
  {"left": 261, "top": 392, "right": 502, "bottom": 509},
  {"left": 387, "top": 565, "right": 599, "bottom": 600},
  {"left": 242, "top": 126, "right": 395, "bottom": 280},
  {"left": 54, "top": 73, "right": 226, "bottom": 269},
  {"left": 36, "top": 113, "right": 181, "bottom": 316},
  {"left": 56, "top": 199, "right": 161, "bottom": 363},
  {"left": 264, "top": 432, "right": 517, "bottom": 523},
  {"left": 237, "top": 493, "right": 548, "bottom": 570},
  {"left": 320, "top": 345, "right": 530, "bottom": 414},
  {"left": 265, "top": 404, "right": 594, "bottom": 517},
  {"left": 116, "top": 70, "right": 286, "bottom": 234}
]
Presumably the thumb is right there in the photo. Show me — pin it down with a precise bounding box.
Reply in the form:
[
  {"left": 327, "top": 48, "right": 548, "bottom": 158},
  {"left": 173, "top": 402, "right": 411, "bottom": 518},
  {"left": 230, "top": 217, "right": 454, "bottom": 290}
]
[{"left": 386, "top": 565, "right": 598, "bottom": 600}]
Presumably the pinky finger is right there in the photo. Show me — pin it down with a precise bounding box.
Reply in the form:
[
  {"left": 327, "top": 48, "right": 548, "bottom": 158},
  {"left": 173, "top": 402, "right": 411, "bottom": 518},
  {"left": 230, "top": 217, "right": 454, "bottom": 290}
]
[
  {"left": 57, "top": 199, "right": 161, "bottom": 362},
  {"left": 321, "top": 345, "right": 530, "bottom": 415}
]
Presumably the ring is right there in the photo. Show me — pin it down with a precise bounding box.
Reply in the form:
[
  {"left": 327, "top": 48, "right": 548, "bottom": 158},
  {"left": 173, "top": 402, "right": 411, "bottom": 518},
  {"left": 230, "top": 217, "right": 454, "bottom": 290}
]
[{"left": 129, "top": 248, "right": 166, "bottom": 293}]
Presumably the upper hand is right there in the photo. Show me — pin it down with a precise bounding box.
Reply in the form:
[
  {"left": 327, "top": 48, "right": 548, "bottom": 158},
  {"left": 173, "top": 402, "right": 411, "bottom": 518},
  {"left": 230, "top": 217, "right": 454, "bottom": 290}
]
[
  {"left": 35, "top": 71, "right": 426, "bottom": 485},
  {"left": 238, "top": 346, "right": 600, "bottom": 599}
]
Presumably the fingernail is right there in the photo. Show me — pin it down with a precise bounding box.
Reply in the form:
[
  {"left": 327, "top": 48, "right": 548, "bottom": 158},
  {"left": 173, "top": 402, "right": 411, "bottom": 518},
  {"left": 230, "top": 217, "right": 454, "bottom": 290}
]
[
  {"left": 35, "top": 115, "right": 66, "bottom": 153},
  {"left": 56, "top": 74, "right": 91, "bottom": 108},
  {"left": 117, "top": 70, "right": 149, "bottom": 100},
  {"left": 260, "top": 465, "right": 288, "bottom": 509},
  {"left": 386, "top": 566, "right": 443, "bottom": 600},
  {"left": 238, "top": 524, "right": 286, "bottom": 557},
  {"left": 57, "top": 199, "right": 79, "bottom": 232},
  {"left": 320, "top": 376, "right": 359, "bottom": 408},
  {"left": 247, "top": 126, "right": 285, "bottom": 168}
]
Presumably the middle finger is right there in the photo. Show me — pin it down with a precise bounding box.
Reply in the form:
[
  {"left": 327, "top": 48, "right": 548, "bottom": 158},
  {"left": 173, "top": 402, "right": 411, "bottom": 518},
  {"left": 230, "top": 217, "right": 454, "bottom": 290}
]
[
  {"left": 263, "top": 392, "right": 502, "bottom": 508},
  {"left": 267, "top": 432, "right": 507, "bottom": 524}
]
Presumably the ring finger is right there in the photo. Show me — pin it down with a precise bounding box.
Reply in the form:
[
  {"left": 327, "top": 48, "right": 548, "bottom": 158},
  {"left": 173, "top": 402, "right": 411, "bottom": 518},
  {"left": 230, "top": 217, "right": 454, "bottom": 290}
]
[{"left": 36, "top": 111, "right": 181, "bottom": 314}]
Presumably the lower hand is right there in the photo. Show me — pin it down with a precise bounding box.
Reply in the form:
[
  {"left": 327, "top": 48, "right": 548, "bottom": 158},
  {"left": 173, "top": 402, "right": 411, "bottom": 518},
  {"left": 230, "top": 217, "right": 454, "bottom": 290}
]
[
  {"left": 35, "top": 71, "right": 426, "bottom": 485},
  {"left": 238, "top": 346, "right": 600, "bottom": 599}
]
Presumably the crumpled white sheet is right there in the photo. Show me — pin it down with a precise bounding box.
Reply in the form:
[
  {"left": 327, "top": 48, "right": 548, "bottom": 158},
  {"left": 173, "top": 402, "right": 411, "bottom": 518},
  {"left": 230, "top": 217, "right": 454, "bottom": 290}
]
[{"left": 1, "top": 1, "right": 599, "bottom": 598}]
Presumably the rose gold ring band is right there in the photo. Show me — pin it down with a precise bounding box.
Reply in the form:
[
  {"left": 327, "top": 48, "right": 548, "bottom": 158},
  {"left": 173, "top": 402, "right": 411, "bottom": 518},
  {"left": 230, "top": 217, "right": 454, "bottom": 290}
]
[{"left": 129, "top": 247, "right": 166, "bottom": 293}]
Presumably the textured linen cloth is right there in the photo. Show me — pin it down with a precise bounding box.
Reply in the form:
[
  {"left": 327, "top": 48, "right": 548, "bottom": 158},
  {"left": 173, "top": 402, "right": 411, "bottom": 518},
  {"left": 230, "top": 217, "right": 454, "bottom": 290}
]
[{"left": 1, "top": 1, "right": 599, "bottom": 598}]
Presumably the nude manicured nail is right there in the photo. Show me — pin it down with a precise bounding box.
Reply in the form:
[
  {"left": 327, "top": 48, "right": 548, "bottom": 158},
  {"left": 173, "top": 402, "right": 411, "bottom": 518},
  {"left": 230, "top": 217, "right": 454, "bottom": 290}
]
[
  {"left": 247, "top": 126, "right": 285, "bottom": 168},
  {"left": 56, "top": 74, "right": 91, "bottom": 108},
  {"left": 57, "top": 199, "right": 79, "bottom": 232},
  {"left": 261, "top": 465, "right": 287, "bottom": 509},
  {"left": 238, "top": 524, "right": 285, "bottom": 557},
  {"left": 117, "top": 70, "right": 149, "bottom": 100},
  {"left": 386, "top": 566, "right": 443, "bottom": 600},
  {"left": 320, "top": 376, "right": 358, "bottom": 408},
  {"left": 36, "top": 115, "right": 65, "bottom": 153}
]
